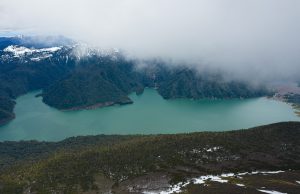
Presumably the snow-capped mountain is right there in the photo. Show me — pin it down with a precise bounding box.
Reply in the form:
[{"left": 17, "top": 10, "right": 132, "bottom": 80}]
[
  {"left": 0, "top": 36, "right": 122, "bottom": 64},
  {"left": 4, "top": 45, "right": 62, "bottom": 61},
  {"left": 0, "top": 45, "right": 73, "bottom": 64},
  {"left": 0, "top": 35, "right": 74, "bottom": 50}
]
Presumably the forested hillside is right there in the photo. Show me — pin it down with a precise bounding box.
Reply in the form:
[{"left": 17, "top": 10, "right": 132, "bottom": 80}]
[
  {"left": 42, "top": 61, "right": 271, "bottom": 110},
  {"left": 0, "top": 39, "right": 271, "bottom": 124},
  {"left": 42, "top": 55, "right": 143, "bottom": 110},
  {"left": 0, "top": 122, "right": 299, "bottom": 193},
  {"left": 0, "top": 46, "right": 76, "bottom": 124}
]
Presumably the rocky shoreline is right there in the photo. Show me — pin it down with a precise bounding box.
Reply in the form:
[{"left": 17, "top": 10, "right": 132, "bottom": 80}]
[
  {"left": 270, "top": 83, "right": 300, "bottom": 117},
  {"left": 0, "top": 113, "right": 15, "bottom": 126},
  {"left": 60, "top": 99, "right": 133, "bottom": 111}
]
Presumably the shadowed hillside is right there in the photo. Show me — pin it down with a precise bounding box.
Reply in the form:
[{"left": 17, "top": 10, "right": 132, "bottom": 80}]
[{"left": 0, "top": 122, "right": 299, "bottom": 193}]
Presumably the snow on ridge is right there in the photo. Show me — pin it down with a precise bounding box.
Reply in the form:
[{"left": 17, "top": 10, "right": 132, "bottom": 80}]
[
  {"left": 238, "top": 170, "right": 284, "bottom": 176},
  {"left": 258, "top": 189, "right": 287, "bottom": 194},
  {"left": 38, "top": 47, "right": 61, "bottom": 52},
  {"left": 142, "top": 170, "right": 286, "bottom": 194},
  {"left": 3, "top": 45, "right": 62, "bottom": 57},
  {"left": 30, "top": 54, "right": 53, "bottom": 62},
  {"left": 71, "top": 43, "right": 120, "bottom": 60},
  {"left": 4, "top": 45, "right": 33, "bottom": 56}
]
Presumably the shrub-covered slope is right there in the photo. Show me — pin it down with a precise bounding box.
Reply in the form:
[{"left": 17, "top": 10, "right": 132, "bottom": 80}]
[{"left": 0, "top": 122, "right": 299, "bottom": 193}]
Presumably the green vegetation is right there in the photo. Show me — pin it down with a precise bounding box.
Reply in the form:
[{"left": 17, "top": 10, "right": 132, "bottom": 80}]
[
  {"left": 0, "top": 48, "right": 76, "bottom": 124},
  {"left": 42, "top": 61, "right": 271, "bottom": 110},
  {"left": 42, "top": 56, "right": 143, "bottom": 110},
  {"left": 0, "top": 122, "right": 299, "bottom": 193},
  {"left": 0, "top": 96, "right": 15, "bottom": 124},
  {"left": 155, "top": 67, "right": 270, "bottom": 99},
  {"left": 0, "top": 46, "right": 271, "bottom": 122}
]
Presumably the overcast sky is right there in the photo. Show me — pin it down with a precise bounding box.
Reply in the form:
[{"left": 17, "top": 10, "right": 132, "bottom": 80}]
[{"left": 0, "top": 0, "right": 300, "bottom": 82}]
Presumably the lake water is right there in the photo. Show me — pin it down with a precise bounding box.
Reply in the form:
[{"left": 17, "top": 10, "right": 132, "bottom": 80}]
[{"left": 0, "top": 89, "right": 299, "bottom": 141}]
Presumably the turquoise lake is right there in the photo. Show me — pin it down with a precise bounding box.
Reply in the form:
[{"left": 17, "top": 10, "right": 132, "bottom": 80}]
[{"left": 0, "top": 88, "right": 299, "bottom": 141}]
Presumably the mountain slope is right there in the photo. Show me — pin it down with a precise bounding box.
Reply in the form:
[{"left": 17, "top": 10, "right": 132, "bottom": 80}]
[
  {"left": 42, "top": 55, "right": 143, "bottom": 110},
  {"left": 42, "top": 63, "right": 271, "bottom": 110},
  {"left": 0, "top": 45, "right": 76, "bottom": 124},
  {"left": 156, "top": 67, "right": 269, "bottom": 99},
  {"left": 0, "top": 122, "right": 299, "bottom": 193},
  {"left": 0, "top": 37, "right": 271, "bottom": 124}
]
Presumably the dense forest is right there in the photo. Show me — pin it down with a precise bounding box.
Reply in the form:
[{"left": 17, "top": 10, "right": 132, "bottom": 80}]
[
  {"left": 0, "top": 46, "right": 76, "bottom": 124},
  {"left": 42, "top": 55, "right": 144, "bottom": 110},
  {"left": 41, "top": 58, "right": 271, "bottom": 110},
  {"left": 0, "top": 122, "right": 299, "bottom": 193}
]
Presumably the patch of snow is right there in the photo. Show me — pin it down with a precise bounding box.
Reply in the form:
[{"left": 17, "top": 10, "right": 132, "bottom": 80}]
[
  {"left": 143, "top": 182, "right": 189, "bottom": 194},
  {"left": 193, "top": 175, "right": 229, "bottom": 184},
  {"left": 221, "top": 173, "right": 235, "bottom": 177},
  {"left": 3, "top": 45, "right": 61, "bottom": 57},
  {"left": 71, "top": 43, "right": 120, "bottom": 60},
  {"left": 237, "top": 172, "right": 248, "bottom": 176},
  {"left": 210, "top": 176, "right": 228, "bottom": 183},
  {"left": 237, "top": 170, "right": 284, "bottom": 176},
  {"left": 260, "top": 171, "right": 284, "bottom": 174},
  {"left": 190, "top": 146, "right": 222, "bottom": 154},
  {"left": 4, "top": 45, "right": 32, "bottom": 56},
  {"left": 39, "top": 47, "right": 61, "bottom": 52},
  {"left": 258, "top": 189, "right": 287, "bottom": 194},
  {"left": 193, "top": 178, "right": 205, "bottom": 184},
  {"left": 31, "top": 54, "right": 53, "bottom": 61},
  {"left": 142, "top": 170, "right": 286, "bottom": 194},
  {"left": 206, "top": 146, "right": 221, "bottom": 152}
]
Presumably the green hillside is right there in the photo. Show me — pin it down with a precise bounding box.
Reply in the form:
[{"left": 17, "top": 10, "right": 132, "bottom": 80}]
[{"left": 0, "top": 122, "right": 299, "bottom": 193}]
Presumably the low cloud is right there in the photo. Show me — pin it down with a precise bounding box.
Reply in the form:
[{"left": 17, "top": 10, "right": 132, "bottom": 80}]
[{"left": 0, "top": 0, "right": 300, "bottom": 82}]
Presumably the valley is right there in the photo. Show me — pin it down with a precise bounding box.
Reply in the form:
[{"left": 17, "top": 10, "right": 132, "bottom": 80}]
[
  {"left": 0, "top": 36, "right": 299, "bottom": 194},
  {"left": 1, "top": 1, "right": 300, "bottom": 193},
  {"left": 0, "top": 37, "right": 272, "bottom": 126}
]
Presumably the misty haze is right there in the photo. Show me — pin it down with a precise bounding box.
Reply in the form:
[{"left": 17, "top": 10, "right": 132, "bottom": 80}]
[{"left": 0, "top": 1, "right": 300, "bottom": 194}]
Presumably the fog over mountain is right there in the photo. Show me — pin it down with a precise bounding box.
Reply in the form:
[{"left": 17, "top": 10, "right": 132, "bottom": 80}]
[{"left": 1, "top": 0, "right": 300, "bottom": 82}]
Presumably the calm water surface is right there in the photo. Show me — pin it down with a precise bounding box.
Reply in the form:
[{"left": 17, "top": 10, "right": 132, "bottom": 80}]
[{"left": 0, "top": 89, "right": 299, "bottom": 141}]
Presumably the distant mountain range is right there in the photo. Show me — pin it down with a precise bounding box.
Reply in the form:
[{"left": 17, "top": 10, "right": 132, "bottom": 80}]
[
  {"left": 0, "top": 35, "right": 74, "bottom": 50},
  {"left": 0, "top": 36, "right": 271, "bottom": 125}
]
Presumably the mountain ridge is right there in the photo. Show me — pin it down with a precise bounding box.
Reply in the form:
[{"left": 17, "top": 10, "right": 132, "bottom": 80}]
[{"left": 0, "top": 37, "right": 272, "bottom": 124}]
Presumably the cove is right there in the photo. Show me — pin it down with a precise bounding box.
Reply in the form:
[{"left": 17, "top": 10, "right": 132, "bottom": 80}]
[{"left": 0, "top": 88, "right": 299, "bottom": 141}]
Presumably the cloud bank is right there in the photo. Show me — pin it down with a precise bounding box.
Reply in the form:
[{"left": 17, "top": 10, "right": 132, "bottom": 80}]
[{"left": 0, "top": 0, "right": 300, "bottom": 82}]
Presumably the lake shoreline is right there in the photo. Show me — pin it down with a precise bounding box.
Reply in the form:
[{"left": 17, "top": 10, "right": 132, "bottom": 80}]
[
  {"left": 0, "top": 115, "right": 15, "bottom": 126},
  {"left": 60, "top": 101, "right": 121, "bottom": 111},
  {"left": 1, "top": 88, "right": 299, "bottom": 142}
]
